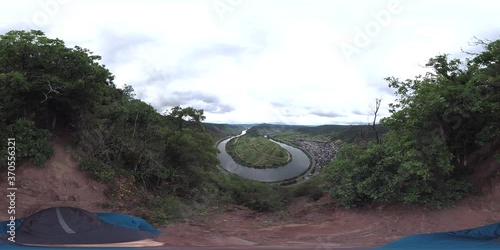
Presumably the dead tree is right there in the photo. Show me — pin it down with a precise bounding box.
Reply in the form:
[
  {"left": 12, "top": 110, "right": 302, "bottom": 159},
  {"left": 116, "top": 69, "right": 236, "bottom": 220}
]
[{"left": 370, "top": 98, "right": 382, "bottom": 144}]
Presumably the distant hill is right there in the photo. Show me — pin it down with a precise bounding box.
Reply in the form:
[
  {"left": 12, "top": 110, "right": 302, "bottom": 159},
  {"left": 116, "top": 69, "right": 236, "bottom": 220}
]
[
  {"left": 204, "top": 123, "right": 247, "bottom": 142},
  {"left": 203, "top": 122, "right": 388, "bottom": 145},
  {"left": 295, "top": 124, "right": 387, "bottom": 143},
  {"left": 246, "top": 124, "right": 306, "bottom": 136},
  {"left": 246, "top": 123, "right": 387, "bottom": 145}
]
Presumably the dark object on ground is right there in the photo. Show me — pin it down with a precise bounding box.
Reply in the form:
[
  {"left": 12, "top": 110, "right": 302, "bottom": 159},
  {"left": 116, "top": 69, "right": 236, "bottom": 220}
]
[
  {"left": 379, "top": 222, "right": 500, "bottom": 249},
  {"left": 0, "top": 207, "right": 161, "bottom": 249}
]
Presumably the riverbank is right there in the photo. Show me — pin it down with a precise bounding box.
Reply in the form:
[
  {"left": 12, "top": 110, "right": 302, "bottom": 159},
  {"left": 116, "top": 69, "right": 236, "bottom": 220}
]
[{"left": 264, "top": 138, "right": 315, "bottom": 186}]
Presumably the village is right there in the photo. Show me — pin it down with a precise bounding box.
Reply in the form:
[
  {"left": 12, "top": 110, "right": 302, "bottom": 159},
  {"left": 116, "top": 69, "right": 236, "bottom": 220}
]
[{"left": 293, "top": 139, "right": 339, "bottom": 179}]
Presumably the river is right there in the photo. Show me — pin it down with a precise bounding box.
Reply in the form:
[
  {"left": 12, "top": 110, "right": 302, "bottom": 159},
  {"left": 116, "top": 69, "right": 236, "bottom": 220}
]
[{"left": 216, "top": 130, "right": 311, "bottom": 182}]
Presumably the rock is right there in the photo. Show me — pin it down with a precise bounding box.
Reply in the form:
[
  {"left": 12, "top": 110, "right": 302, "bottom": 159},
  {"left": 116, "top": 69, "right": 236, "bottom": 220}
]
[
  {"left": 55, "top": 195, "right": 78, "bottom": 201},
  {"left": 56, "top": 195, "right": 69, "bottom": 201}
]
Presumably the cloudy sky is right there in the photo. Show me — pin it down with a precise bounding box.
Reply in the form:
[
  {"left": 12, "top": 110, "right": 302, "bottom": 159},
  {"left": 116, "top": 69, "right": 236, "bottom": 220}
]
[{"left": 1, "top": 0, "right": 499, "bottom": 125}]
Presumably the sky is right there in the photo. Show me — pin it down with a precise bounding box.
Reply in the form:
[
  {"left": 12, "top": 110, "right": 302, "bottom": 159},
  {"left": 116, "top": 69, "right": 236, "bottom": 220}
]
[{"left": 1, "top": 0, "right": 499, "bottom": 125}]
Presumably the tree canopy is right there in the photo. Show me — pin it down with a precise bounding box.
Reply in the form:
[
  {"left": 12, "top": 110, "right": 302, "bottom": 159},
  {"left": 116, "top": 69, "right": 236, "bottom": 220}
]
[{"left": 0, "top": 30, "right": 114, "bottom": 130}]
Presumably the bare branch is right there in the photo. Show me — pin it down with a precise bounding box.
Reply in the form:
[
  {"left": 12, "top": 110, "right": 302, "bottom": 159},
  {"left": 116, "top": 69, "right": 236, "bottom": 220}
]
[
  {"left": 40, "top": 82, "right": 62, "bottom": 103},
  {"left": 370, "top": 98, "right": 382, "bottom": 144},
  {"left": 460, "top": 47, "right": 479, "bottom": 56},
  {"left": 468, "top": 36, "right": 491, "bottom": 47}
]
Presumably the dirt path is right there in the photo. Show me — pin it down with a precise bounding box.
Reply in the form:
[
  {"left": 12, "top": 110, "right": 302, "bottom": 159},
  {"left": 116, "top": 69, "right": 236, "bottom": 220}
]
[
  {"left": 1, "top": 138, "right": 499, "bottom": 248},
  {"left": 158, "top": 183, "right": 500, "bottom": 248},
  {"left": 0, "top": 137, "right": 110, "bottom": 220}
]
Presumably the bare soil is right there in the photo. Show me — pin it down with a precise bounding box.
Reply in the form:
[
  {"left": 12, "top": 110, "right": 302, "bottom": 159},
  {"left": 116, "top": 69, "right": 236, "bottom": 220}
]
[
  {"left": 1, "top": 137, "right": 499, "bottom": 248},
  {"left": 0, "top": 137, "right": 109, "bottom": 218}
]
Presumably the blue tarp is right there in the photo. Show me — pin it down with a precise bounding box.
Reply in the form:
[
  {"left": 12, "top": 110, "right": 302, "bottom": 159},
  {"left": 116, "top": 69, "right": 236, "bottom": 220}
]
[
  {"left": 378, "top": 222, "right": 500, "bottom": 249},
  {"left": 0, "top": 213, "right": 161, "bottom": 250}
]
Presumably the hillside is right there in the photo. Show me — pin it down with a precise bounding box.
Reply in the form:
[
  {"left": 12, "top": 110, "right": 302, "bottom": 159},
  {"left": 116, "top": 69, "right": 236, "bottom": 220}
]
[
  {"left": 204, "top": 123, "right": 247, "bottom": 142},
  {"left": 1, "top": 137, "right": 500, "bottom": 248},
  {"left": 246, "top": 123, "right": 386, "bottom": 145}
]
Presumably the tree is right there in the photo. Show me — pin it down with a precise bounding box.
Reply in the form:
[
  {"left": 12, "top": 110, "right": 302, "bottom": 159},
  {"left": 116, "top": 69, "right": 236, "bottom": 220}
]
[
  {"left": 0, "top": 30, "right": 114, "bottom": 130},
  {"left": 161, "top": 106, "right": 218, "bottom": 194},
  {"left": 166, "top": 105, "right": 206, "bottom": 131},
  {"left": 0, "top": 29, "right": 115, "bottom": 168}
]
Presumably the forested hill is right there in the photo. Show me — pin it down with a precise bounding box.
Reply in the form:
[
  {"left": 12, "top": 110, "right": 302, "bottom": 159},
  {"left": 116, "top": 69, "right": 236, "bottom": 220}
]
[
  {"left": 246, "top": 123, "right": 387, "bottom": 145},
  {"left": 203, "top": 123, "right": 247, "bottom": 142}
]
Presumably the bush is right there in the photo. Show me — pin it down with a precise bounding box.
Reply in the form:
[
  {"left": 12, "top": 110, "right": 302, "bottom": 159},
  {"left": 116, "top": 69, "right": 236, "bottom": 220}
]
[
  {"left": 291, "top": 178, "right": 324, "bottom": 201},
  {"left": 79, "top": 157, "right": 116, "bottom": 183},
  {"left": 322, "top": 140, "right": 472, "bottom": 209},
  {"left": 140, "top": 196, "right": 185, "bottom": 225},
  {"left": 417, "top": 179, "right": 472, "bottom": 209},
  {"left": 216, "top": 174, "right": 287, "bottom": 212},
  {"left": 3, "top": 118, "right": 53, "bottom": 167}
]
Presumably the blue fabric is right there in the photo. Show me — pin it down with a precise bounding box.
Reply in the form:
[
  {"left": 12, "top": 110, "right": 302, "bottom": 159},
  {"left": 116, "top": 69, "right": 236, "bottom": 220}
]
[
  {"left": 95, "top": 213, "right": 160, "bottom": 234},
  {"left": 379, "top": 222, "right": 500, "bottom": 249},
  {"left": 0, "top": 213, "right": 161, "bottom": 249}
]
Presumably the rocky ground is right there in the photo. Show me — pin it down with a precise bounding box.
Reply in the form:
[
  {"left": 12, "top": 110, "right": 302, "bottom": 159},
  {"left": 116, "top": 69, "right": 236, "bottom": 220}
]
[{"left": 1, "top": 137, "right": 499, "bottom": 249}]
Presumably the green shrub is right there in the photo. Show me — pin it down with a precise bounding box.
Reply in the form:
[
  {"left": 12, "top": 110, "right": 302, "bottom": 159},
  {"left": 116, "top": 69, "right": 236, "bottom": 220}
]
[
  {"left": 216, "top": 174, "right": 287, "bottom": 212},
  {"left": 417, "top": 179, "right": 472, "bottom": 209},
  {"left": 79, "top": 157, "right": 116, "bottom": 183},
  {"left": 322, "top": 140, "right": 472, "bottom": 209},
  {"left": 141, "top": 196, "right": 185, "bottom": 225},
  {"left": 5, "top": 118, "right": 53, "bottom": 166},
  {"left": 291, "top": 178, "right": 324, "bottom": 201}
]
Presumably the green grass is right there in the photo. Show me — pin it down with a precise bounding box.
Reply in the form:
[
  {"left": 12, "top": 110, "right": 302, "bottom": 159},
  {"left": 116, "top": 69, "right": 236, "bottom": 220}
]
[{"left": 226, "top": 135, "right": 292, "bottom": 168}]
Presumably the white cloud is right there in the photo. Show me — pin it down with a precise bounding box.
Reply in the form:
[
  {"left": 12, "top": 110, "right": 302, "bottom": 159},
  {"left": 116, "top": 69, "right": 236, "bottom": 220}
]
[{"left": 1, "top": 0, "right": 499, "bottom": 125}]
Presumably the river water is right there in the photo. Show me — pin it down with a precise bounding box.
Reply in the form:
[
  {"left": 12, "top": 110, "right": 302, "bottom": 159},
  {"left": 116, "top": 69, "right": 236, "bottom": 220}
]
[{"left": 216, "top": 130, "right": 311, "bottom": 182}]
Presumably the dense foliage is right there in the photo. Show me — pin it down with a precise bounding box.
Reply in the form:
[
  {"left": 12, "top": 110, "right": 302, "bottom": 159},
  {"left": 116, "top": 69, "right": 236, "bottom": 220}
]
[
  {"left": 323, "top": 39, "right": 500, "bottom": 208},
  {"left": 1, "top": 118, "right": 53, "bottom": 167}
]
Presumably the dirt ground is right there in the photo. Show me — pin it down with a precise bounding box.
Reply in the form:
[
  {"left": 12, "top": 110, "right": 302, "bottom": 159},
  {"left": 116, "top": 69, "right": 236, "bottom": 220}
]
[
  {"left": 0, "top": 137, "right": 109, "bottom": 218},
  {"left": 1, "top": 138, "right": 499, "bottom": 249}
]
